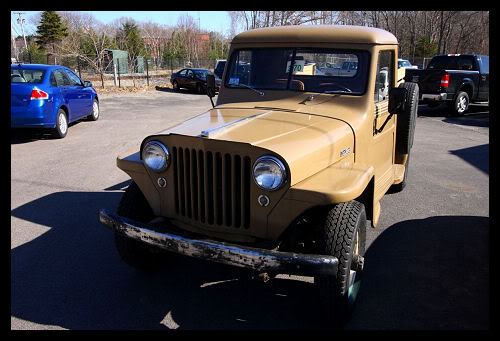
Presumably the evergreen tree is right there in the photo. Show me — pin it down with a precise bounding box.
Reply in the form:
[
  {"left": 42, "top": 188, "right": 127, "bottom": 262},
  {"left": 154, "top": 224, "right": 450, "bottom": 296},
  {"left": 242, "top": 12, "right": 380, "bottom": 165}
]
[{"left": 36, "top": 11, "right": 68, "bottom": 64}]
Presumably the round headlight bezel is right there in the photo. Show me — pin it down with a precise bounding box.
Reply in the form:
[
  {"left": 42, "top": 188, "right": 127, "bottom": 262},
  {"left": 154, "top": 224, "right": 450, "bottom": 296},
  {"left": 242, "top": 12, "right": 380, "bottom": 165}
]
[
  {"left": 253, "top": 155, "right": 287, "bottom": 191},
  {"left": 142, "top": 140, "right": 170, "bottom": 172}
]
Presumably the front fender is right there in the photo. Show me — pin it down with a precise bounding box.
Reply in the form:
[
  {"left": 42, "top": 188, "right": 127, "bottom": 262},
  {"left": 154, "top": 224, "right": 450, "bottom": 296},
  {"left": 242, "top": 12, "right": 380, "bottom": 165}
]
[
  {"left": 266, "top": 154, "right": 374, "bottom": 240},
  {"left": 116, "top": 148, "right": 162, "bottom": 215}
]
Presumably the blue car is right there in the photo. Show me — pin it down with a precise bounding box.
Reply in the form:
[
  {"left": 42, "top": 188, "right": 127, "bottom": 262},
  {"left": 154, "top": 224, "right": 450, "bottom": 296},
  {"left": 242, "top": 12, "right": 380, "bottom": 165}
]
[{"left": 11, "top": 64, "right": 99, "bottom": 138}]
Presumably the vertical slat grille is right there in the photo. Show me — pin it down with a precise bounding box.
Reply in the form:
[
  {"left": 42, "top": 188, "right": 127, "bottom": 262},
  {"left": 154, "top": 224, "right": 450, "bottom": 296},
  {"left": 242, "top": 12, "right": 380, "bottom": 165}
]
[{"left": 172, "top": 147, "right": 250, "bottom": 229}]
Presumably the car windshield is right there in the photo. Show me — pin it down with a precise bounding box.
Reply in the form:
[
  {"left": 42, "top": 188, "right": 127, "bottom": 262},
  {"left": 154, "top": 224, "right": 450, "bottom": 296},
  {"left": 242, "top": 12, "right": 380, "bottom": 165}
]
[
  {"left": 225, "top": 48, "right": 369, "bottom": 94},
  {"left": 11, "top": 68, "right": 46, "bottom": 84},
  {"left": 399, "top": 60, "right": 411, "bottom": 67},
  {"left": 194, "top": 70, "right": 212, "bottom": 79}
]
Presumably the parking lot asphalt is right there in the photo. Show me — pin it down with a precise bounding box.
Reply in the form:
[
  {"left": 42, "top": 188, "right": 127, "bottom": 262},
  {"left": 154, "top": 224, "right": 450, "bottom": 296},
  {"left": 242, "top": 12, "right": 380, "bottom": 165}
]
[{"left": 11, "top": 90, "right": 489, "bottom": 330}]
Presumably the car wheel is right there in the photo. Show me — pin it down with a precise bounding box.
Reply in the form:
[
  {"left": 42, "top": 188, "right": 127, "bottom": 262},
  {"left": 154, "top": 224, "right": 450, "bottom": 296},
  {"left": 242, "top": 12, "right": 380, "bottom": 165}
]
[
  {"left": 172, "top": 80, "right": 179, "bottom": 91},
  {"left": 196, "top": 83, "right": 203, "bottom": 94},
  {"left": 54, "top": 108, "right": 68, "bottom": 138},
  {"left": 450, "top": 91, "right": 469, "bottom": 116},
  {"left": 315, "top": 200, "right": 366, "bottom": 326},
  {"left": 114, "top": 181, "right": 166, "bottom": 272},
  {"left": 87, "top": 99, "right": 99, "bottom": 121}
]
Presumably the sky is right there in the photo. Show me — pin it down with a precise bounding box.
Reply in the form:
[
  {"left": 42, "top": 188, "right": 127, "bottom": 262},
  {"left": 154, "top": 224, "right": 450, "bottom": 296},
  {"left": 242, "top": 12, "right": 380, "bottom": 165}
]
[{"left": 11, "top": 11, "right": 232, "bottom": 37}]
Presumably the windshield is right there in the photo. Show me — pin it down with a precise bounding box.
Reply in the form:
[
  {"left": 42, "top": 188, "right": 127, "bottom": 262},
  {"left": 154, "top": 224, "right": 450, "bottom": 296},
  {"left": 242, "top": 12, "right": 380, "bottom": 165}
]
[
  {"left": 11, "top": 68, "right": 46, "bottom": 84},
  {"left": 398, "top": 60, "right": 411, "bottom": 68},
  {"left": 225, "top": 48, "right": 369, "bottom": 94}
]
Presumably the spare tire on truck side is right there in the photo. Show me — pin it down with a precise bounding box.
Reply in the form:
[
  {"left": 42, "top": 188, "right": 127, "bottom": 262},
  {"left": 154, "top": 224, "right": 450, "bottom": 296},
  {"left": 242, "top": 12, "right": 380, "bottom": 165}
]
[{"left": 395, "top": 82, "right": 419, "bottom": 155}]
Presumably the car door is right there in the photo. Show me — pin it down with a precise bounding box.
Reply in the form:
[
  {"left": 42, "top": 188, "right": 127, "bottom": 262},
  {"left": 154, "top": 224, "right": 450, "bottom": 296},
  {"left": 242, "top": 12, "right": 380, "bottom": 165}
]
[
  {"left": 186, "top": 69, "right": 196, "bottom": 89},
  {"left": 177, "top": 69, "right": 188, "bottom": 87},
  {"left": 370, "top": 50, "right": 397, "bottom": 195},
  {"left": 477, "top": 56, "right": 489, "bottom": 101},
  {"left": 52, "top": 69, "right": 80, "bottom": 121},
  {"left": 64, "top": 68, "right": 92, "bottom": 117}
]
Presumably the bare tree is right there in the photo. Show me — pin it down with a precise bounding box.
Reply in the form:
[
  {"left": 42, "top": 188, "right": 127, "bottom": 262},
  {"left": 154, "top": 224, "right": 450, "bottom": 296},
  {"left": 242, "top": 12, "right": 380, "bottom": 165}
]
[{"left": 58, "top": 12, "right": 114, "bottom": 88}]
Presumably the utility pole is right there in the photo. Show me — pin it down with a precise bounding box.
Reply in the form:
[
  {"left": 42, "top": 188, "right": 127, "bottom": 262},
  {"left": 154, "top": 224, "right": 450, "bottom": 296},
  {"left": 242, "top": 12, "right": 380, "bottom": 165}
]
[
  {"left": 11, "top": 22, "right": 18, "bottom": 62},
  {"left": 14, "top": 12, "right": 28, "bottom": 50}
]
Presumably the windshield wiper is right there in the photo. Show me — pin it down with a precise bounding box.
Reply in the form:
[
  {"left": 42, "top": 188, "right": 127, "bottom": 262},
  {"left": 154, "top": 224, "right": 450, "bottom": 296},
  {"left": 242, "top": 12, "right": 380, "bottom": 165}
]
[
  {"left": 306, "top": 87, "right": 352, "bottom": 101},
  {"left": 234, "top": 83, "right": 264, "bottom": 96}
]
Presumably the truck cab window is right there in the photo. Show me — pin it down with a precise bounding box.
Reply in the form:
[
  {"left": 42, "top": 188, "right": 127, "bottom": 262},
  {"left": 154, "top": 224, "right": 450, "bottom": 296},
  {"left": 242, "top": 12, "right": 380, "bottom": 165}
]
[{"left": 374, "top": 50, "right": 394, "bottom": 102}]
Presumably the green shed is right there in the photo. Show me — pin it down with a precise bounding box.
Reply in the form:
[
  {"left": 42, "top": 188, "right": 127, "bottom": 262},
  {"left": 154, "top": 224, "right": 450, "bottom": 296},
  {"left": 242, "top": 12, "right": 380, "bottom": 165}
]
[
  {"left": 135, "top": 56, "right": 145, "bottom": 73},
  {"left": 104, "top": 49, "right": 128, "bottom": 74}
]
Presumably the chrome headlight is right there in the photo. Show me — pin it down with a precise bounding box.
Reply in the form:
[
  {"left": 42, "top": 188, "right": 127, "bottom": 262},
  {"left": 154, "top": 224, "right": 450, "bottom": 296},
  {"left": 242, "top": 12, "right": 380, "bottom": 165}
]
[
  {"left": 142, "top": 140, "right": 169, "bottom": 172},
  {"left": 253, "top": 156, "right": 287, "bottom": 191}
]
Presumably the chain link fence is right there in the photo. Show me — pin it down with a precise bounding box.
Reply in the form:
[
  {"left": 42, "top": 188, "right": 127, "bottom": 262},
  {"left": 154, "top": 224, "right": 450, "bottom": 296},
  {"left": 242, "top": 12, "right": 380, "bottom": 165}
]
[{"left": 13, "top": 51, "right": 220, "bottom": 89}]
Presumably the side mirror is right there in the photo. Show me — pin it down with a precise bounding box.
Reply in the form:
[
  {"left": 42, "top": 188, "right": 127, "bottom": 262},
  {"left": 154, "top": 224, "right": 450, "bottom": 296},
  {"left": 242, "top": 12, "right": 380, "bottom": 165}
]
[
  {"left": 206, "top": 74, "right": 216, "bottom": 98},
  {"left": 388, "top": 87, "right": 407, "bottom": 114},
  {"left": 206, "top": 74, "right": 216, "bottom": 108},
  {"left": 83, "top": 81, "right": 93, "bottom": 88}
]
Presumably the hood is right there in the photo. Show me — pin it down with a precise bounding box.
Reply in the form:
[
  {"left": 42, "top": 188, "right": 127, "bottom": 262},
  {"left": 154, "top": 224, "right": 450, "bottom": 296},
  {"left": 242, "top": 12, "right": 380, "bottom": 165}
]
[{"left": 158, "top": 108, "right": 354, "bottom": 186}]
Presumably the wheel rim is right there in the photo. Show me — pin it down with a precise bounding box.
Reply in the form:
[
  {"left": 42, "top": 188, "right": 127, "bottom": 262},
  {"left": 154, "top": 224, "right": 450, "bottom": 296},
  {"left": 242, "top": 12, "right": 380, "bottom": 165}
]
[
  {"left": 59, "top": 113, "right": 67, "bottom": 135},
  {"left": 173, "top": 81, "right": 178, "bottom": 89},
  {"left": 348, "top": 230, "right": 361, "bottom": 306},
  {"left": 458, "top": 95, "right": 468, "bottom": 113},
  {"left": 93, "top": 101, "right": 99, "bottom": 119}
]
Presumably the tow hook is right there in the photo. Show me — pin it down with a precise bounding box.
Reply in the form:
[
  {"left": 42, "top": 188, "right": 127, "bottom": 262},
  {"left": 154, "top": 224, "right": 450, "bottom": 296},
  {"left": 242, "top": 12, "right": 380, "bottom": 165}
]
[{"left": 352, "top": 255, "right": 364, "bottom": 272}]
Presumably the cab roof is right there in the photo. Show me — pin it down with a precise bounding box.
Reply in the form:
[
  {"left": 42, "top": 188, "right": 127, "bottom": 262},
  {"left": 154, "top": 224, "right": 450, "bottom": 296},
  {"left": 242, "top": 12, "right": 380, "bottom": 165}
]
[{"left": 231, "top": 25, "right": 398, "bottom": 45}]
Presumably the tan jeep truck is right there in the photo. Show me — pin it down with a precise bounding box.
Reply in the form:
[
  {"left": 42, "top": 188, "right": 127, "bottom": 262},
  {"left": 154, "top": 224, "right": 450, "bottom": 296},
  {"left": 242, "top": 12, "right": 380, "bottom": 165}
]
[{"left": 99, "top": 25, "right": 418, "bottom": 323}]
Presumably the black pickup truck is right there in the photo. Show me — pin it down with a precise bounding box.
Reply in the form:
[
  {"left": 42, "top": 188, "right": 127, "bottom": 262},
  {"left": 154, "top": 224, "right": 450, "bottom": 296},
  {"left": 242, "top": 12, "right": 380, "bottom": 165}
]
[{"left": 404, "top": 54, "right": 489, "bottom": 115}]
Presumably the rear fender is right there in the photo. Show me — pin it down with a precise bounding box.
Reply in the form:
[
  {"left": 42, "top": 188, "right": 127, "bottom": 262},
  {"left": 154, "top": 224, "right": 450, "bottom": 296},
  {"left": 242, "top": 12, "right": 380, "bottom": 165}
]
[{"left": 458, "top": 79, "right": 475, "bottom": 99}]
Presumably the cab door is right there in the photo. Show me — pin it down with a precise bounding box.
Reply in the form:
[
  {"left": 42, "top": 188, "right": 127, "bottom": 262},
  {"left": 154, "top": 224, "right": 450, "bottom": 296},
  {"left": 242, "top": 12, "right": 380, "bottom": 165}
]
[{"left": 370, "top": 49, "right": 397, "bottom": 198}]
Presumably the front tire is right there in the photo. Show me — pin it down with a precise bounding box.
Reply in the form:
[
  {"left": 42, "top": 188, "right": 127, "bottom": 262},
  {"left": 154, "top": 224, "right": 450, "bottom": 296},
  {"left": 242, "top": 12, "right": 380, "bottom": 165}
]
[
  {"left": 54, "top": 108, "right": 68, "bottom": 139},
  {"left": 87, "top": 99, "right": 99, "bottom": 121},
  {"left": 114, "top": 181, "right": 164, "bottom": 271},
  {"left": 172, "top": 80, "right": 179, "bottom": 91},
  {"left": 315, "top": 201, "right": 367, "bottom": 326}
]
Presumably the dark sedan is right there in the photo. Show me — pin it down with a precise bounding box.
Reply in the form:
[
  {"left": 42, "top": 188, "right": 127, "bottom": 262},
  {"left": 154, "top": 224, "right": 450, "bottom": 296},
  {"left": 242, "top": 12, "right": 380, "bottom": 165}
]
[{"left": 170, "top": 68, "right": 221, "bottom": 93}]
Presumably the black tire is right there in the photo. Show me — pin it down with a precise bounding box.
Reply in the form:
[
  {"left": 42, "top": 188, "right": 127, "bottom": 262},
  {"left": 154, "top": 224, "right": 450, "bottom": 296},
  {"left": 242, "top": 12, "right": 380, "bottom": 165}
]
[
  {"left": 396, "top": 82, "right": 419, "bottom": 155},
  {"left": 450, "top": 91, "right": 469, "bottom": 116},
  {"left": 87, "top": 98, "right": 99, "bottom": 121},
  {"left": 114, "top": 181, "right": 164, "bottom": 271},
  {"left": 54, "top": 108, "right": 68, "bottom": 139},
  {"left": 172, "top": 80, "right": 179, "bottom": 91},
  {"left": 389, "top": 153, "right": 410, "bottom": 193},
  {"left": 315, "top": 201, "right": 367, "bottom": 326},
  {"left": 196, "top": 83, "right": 203, "bottom": 94}
]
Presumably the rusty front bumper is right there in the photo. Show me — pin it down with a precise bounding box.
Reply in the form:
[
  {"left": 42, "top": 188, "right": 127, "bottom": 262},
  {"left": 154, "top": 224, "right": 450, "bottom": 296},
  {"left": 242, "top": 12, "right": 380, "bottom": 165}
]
[{"left": 99, "top": 209, "right": 338, "bottom": 276}]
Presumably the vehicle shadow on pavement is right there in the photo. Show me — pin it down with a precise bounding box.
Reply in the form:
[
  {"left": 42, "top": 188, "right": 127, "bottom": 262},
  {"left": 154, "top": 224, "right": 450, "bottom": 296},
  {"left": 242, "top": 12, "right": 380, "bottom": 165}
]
[
  {"left": 11, "top": 189, "right": 489, "bottom": 329},
  {"left": 449, "top": 144, "right": 489, "bottom": 175},
  {"left": 11, "top": 122, "right": 84, "bottom": 144},
  {"left": 417, "top": 104, "right": 489, "bottom": 128},
  {"left": 348, "top": 215, "right": 489, "bottom": 330},
  {"left": 10, "top": 190, "right": 323, "bottom": 330},
  {"left": 155, "top": 86, "right": 206, "bottom": 96}
]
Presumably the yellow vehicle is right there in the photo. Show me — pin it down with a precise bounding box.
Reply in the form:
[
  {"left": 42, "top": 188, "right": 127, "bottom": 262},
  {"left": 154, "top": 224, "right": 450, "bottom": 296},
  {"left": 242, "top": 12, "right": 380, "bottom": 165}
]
[{"left": 99, "top": 25, "right": 418, "bottom": 324}]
